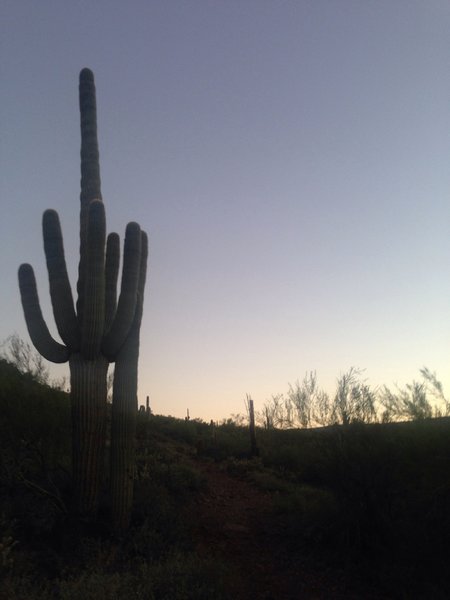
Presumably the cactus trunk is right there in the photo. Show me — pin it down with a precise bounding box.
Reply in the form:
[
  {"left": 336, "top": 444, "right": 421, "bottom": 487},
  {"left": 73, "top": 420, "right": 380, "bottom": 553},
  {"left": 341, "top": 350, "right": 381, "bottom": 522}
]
[
  {"left": 70, "top": 353, "right": 109, "bottom": 515},
  {"left": 110, "top": 343, "right": 138, "bottom": 532}
]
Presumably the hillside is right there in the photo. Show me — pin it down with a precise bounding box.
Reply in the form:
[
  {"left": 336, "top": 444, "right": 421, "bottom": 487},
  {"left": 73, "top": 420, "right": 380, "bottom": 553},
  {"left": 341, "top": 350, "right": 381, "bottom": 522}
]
[{"left": 1, "top": 361, "right": 450, "bottom": 598}]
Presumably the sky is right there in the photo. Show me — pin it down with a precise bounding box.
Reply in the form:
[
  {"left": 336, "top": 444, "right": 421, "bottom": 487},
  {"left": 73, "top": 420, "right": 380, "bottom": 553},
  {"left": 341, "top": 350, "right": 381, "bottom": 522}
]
[{"left": 1, "top": 1, "right": 449, "bottom": 421}]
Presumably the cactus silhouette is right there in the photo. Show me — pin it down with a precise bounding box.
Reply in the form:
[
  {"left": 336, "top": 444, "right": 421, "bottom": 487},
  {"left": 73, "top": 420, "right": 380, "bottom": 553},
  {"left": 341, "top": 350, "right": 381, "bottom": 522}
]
[
  {"left": 110, "top": 230, "right": 147, "bottom": 531},
  {"left": 18, "top": 69, "right": 147, "bottom": 526}
]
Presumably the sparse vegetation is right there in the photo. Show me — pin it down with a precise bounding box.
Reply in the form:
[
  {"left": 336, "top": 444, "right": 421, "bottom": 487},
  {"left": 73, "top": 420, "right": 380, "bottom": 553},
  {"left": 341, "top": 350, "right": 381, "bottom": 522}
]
[
  {"left": 1, "top": 357, "right": 450, "bottom": 598},
  {"left": 256, "top": 367, "right": 449, "bottom": 429}
]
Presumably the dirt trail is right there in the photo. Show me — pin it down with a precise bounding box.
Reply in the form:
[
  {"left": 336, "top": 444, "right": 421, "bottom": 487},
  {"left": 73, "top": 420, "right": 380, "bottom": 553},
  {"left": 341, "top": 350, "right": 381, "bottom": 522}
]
[{"left": 191, "top": 458, "right": 367, "bottom": 600}]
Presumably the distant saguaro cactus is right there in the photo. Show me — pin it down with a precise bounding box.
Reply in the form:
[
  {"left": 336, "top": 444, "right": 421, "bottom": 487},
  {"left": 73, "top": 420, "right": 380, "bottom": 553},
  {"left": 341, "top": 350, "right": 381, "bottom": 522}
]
[
  {"left": 18, "top": 69, "right": 147, "bottom": 526},
  {"left": 246, "top": 395, "right": 258, "bottom": 457}
]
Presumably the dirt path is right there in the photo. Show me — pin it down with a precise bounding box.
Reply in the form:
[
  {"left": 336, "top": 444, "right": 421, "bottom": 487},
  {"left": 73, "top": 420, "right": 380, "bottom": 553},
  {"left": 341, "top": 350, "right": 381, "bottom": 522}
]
[{"left": 190, "top": 458, "right": 369, "bottom": 600}]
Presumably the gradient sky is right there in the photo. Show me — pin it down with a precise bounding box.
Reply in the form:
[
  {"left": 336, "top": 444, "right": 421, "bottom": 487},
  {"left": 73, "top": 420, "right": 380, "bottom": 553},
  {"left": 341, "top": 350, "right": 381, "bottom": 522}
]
[{"left": 1, "top": 1, "right": 449, "bottom": 421}]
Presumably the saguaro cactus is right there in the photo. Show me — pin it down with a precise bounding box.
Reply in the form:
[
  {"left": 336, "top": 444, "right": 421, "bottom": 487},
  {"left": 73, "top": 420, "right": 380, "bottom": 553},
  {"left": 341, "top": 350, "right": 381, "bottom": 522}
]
[
  {"left": 247, "top": 396, "right": 258, "bottom": 457},
  {"left": 18, "top": 69, "right": 147, "bottom": 523}
]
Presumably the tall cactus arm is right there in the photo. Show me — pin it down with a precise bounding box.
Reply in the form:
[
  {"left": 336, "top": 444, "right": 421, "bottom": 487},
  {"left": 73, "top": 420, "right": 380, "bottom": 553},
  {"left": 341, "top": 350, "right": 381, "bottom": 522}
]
[
  {"left": 123, "top": 230, "right": 148, "bottom": 347},
  {"left": 18, "top": 264, "right": 70, "bottom": 363},
  {"left": 110, "top": 230, "right": 147, "bottom": 532},
  {"left": 79, "top": 68, "right": 102, "bottom": 207},
  {"left": 42, "top": 210, "right": 79, "bottom": 350},
  {"left": 118, "top": 230, "right": 147, "bottom": 357},
  {"left": 135, "top": 230, "right": 148, "bottom": 328},
  {"left": 102, "top": 222, "right": 141, "bottom": 360},
  {"left": 105, "top": 232, "right": 120, "bottom": 331},
  {"left": 77, "top": 68, "right": 102, "bottom": 323},
  {"left": 81, "top": 200, "right": 106, "bottom": 359}
]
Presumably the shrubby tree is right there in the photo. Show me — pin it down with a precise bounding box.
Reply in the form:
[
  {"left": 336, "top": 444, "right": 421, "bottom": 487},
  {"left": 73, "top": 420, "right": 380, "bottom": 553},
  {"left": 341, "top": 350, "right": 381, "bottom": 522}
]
[
  {"left": 288, "top": 371, "right": 321, "bottom": 428},
  {"left": 258, "top": 394, "right": 292, "bottom": 429},
  {"left": 1, "top": 333, "right": 50, "bottom": 386},
  {"left": 420, "top": 367, "right": 450, "bottom": 416},
  {"left": 226, "top": 414, "right": 247, "bottom": 427},
  {"left": 311, "top": 387, "right": 334, "bottom": 427},
  {"left": 331, "top": 367, "right": 377, "bottom": 426},
  {"left": 380, "top": 368, "right": 448, "bottom": 422}
]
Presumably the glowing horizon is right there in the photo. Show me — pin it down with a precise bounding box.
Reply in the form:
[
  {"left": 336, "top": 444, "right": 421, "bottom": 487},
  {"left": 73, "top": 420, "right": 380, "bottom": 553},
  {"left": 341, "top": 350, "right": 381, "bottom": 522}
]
[{"left": 1, "top": 1, "right": 449, "bottom": 422}]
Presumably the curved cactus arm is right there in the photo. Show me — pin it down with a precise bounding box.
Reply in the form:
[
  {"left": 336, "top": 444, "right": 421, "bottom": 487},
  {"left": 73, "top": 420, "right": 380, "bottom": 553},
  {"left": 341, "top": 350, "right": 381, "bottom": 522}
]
[
  {"left": 77, "top": 68, "right": 102, "bottom": 322},
  {"left": 105, "top": 232, "right": 120, "bottom": 331},
  {"left": 18, "top": 264, "right": 70, "bottom": 363},
  {"left": 81, "top": 200, "right": 106, "bottom": 359},
  {"left": 43, "top": 210, "right": 79, "bottom": 351},
  {"left": 102, "top": 222, "right": 141, "bottom": 360}
]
